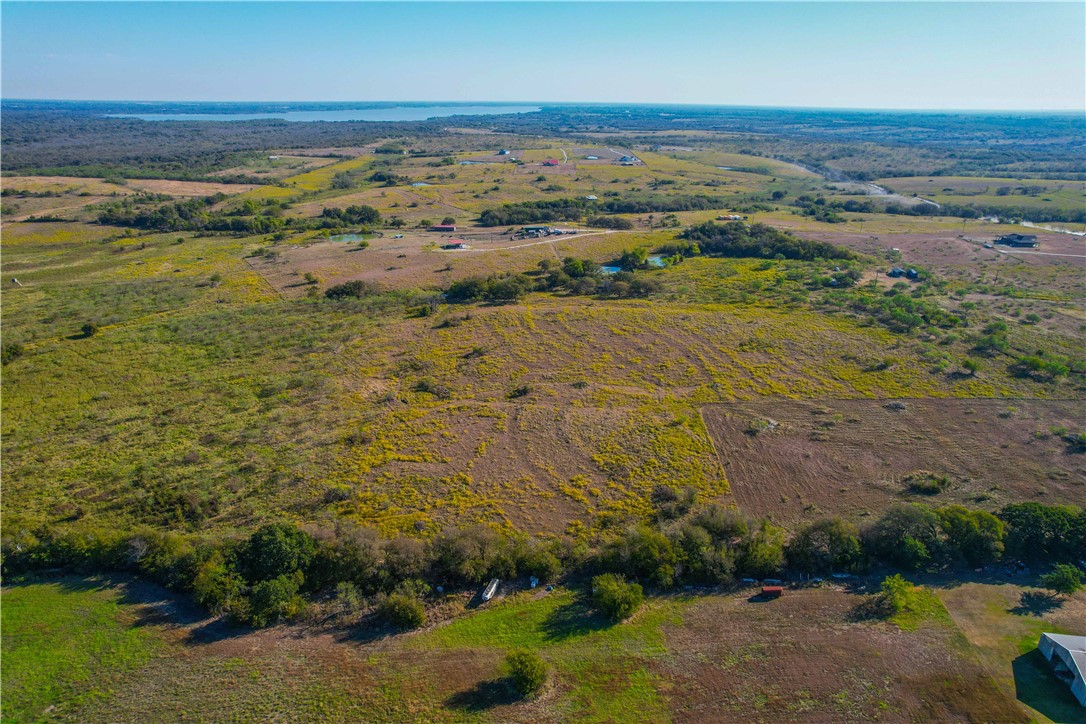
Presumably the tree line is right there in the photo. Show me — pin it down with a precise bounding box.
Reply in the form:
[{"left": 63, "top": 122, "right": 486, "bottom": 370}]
[
  {"left": 476, "top": 195, "right": 726, "bottom": 227},
  {"left": 3, "top": 497, "right": 1081, "bottom": 630}
]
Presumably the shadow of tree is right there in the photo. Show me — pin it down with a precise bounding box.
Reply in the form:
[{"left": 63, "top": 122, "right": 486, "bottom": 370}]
[
  {"left": 445, "top": 678, "right": 521, "bottom": 712},
  {"left": 1012, "top": 650, "right": 1086, "bottom": 724},
  {"left": 1009, "top": 590, "right": 1064, "bottom": 617},
  {"left": 539, "top": 595, "right": 610, "bottom": 642}
]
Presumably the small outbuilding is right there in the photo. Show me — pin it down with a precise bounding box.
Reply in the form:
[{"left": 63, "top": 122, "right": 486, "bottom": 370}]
[
  {"left": 431, "top": 224, "right": 457, "bottom": 232},
  {"left": 481, "top": 578, "right": 500, "bottom": 602},
  {"left": 1038, "top": 633, "right": 1086, "bottom": 707},
  {"left": 542, "top": 159, "right": 560, "bottom": 167},
  {"left": 761, "top": 586, "right": 783, "bottom": 599}
]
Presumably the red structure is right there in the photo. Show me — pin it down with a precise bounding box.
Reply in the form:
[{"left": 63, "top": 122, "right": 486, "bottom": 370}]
[{"left": 761, "top": 586, "right": 783, "bottom": 598}]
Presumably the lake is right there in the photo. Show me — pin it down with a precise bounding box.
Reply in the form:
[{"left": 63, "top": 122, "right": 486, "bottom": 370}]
[{"left": 105, "top": 105, "right": 541, "bottom": 123}]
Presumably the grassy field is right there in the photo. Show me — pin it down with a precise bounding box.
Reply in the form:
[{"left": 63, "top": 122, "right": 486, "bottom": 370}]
[
  {"left": 874, "top": 176, "right": 1086, "bottom": 217},
  {"left": 4, "top": 143, "right": 1083, "bottom": 536},
  {"left": 4, "top": 576, "right": 1056, "bottom": 722},
  {"left": 3, "top": 135, "right": 1084, "bottom": 719}
]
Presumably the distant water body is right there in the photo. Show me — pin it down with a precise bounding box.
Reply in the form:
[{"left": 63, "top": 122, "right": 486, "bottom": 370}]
[{"left": 105, "top": 105, "right": 540, "bottom": 122}]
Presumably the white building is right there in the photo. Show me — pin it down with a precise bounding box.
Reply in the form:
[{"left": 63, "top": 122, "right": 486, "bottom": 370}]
[{"left": 1038, "top": 633, "right": 1086, "bottom": 706}]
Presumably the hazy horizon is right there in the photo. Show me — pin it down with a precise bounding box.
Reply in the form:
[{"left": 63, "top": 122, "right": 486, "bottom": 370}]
[
  {"left": 3, "top": 98, "right": 1082, "bottom": 115},
  {"left": 3, "top": 2, "right": 1084, "bottom": 112}
]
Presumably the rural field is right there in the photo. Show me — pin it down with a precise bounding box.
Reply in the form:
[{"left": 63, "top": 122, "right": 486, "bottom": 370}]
[{"left": 2, "top": 99, "right": 1085, "bottom": 721}]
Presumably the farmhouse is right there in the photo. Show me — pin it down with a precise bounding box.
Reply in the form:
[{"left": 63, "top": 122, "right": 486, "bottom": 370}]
[
  {"left": 430, "top": 224, "right": 457, "bottom": 232},
  {"left": 996, "top": 233, "right": 1039, "bottom": 248},
  {"left": 1037, "top": 633, "right": 1086, "bottom": 707},
  {"left": 522, "top": 225, "right": 552, "bottom": 235}
]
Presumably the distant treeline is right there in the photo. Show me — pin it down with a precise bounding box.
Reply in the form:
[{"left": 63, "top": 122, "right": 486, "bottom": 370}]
[
  {"left": 3, "top": 498, "right": 1081, "bottom": 629},
  {"left": 681, "top": 221, "right": 855, "bottom": 261},
  {"left": 818, "top": 197, "right": 1086, "bottom": 224},
  {"left": 476, "top": 195, "right": 725, "bottom": 226},
  {"left": 96, "top": 195, "right": 382, "bottom": 234}
]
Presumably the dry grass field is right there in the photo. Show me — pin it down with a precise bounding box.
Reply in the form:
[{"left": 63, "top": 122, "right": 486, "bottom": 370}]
[{"left": 703, "top": 398, "right": 1085, "bottom": 523}]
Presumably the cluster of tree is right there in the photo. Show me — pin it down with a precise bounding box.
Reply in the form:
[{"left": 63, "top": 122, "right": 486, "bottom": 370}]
[
  {"left": 596, "top": 195, "right": 725, "bottom": 214},
  {"left": 320, "top": 204, "right": 381, "bottom": 225},
  {"left": 446, "top": 256, "right": 663, "bottom": 304},
  {"left": 445, "top": 274, "right": 537, "bottom": 304},
  {"left": 477, "top": 195, "right": 727, "bottom": 227},
  {"left": 97, "top": 195, "right": 383, "bottom": 234},
  {"left": 585, "top": 216, "right": 634, "bottom": 230},
  {"left": 825, "top": 289, "right": 963, "bottom": 333},
  {"left": 325, "top": 280, "right": 381, "bottom": 300},
  {"left": 477, "top": 199, "right": 588, "bottom": 226},
  {"left": 681, "top": 221, "right": 855, "bottom": 261}
]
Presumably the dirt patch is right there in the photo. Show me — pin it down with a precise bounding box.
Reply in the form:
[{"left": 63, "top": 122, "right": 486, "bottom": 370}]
[
  {"left": 662, "top": 587, "right": 1023, "bottom": 722},
  {"left": 702, "top": 398, "right": 1085, "bottom": 523}
]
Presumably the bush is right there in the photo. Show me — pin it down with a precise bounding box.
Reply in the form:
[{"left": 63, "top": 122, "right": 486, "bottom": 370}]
[
  {"left": 505, "top": 649, "right": 547, "bottom": 697},
  {"left": 81, "top": 323, "right": 99, "bottom": 337},
  {"left": 1, "top": 342, "right": 24, "bottom": 365},
  {"left": 1040, "top": 564, "right": 1084, "bottom": 595},
  {"left": 376, "top": 592, "right": 426, "bottom": 630},
  {"left": 325, "top": 280, "right": 378, "bottom": 300},
  {"left": 905, "top": 471, "right": 950, "bottom": 495},
  {"left": 591, "top": 573, "right": 643, "bottom": 622}
]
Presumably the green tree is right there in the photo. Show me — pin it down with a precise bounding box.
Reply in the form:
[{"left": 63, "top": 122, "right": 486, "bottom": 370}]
[
  {"left": 1040, "top": 564, "right": 1083, "bottom": 595},
  {"left": 239, "top": 523, "right": 317, "bottom": 583},
  {"left": 592, "top": 573, "right": 644, "bottom": 622},
  {"left": 505, "top": 650, "right": 547, "bottom": 697},
  {"left": 737, "top": 520, "right": 786, "bottom": 577},
  {"left": 786, "top": 518, "right": 863, "bottom": 573},
  {"left": 248, "top": 572, "right": 304, "bottom": 627},
  {"left": 937, "top": 506, "right": 1004, "bottom": 566}
]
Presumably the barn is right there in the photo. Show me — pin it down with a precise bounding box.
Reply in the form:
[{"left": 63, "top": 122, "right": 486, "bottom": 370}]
[{"left": 1038, "top": 633, "right": 1086, "bottom": 707}]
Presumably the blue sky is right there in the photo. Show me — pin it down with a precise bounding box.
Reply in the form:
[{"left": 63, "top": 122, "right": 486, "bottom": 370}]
[{"left": 2, "top": 2, "right": 1083, "bottom": 110}]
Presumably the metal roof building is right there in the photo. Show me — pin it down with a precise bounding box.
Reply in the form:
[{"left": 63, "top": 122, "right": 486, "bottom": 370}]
[{"left": 1038, "top": 633, "right": 1086, "bottom": 707}]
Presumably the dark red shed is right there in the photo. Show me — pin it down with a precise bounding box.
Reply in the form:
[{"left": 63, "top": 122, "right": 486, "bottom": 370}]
[{"left": 761, "top": 586, "right": 783, "bottom": 598}]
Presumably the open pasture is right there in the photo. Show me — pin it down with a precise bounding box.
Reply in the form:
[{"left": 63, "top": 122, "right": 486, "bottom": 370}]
[{"left": 703, "top": 398, "right": 1085, "bottom": 523}]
